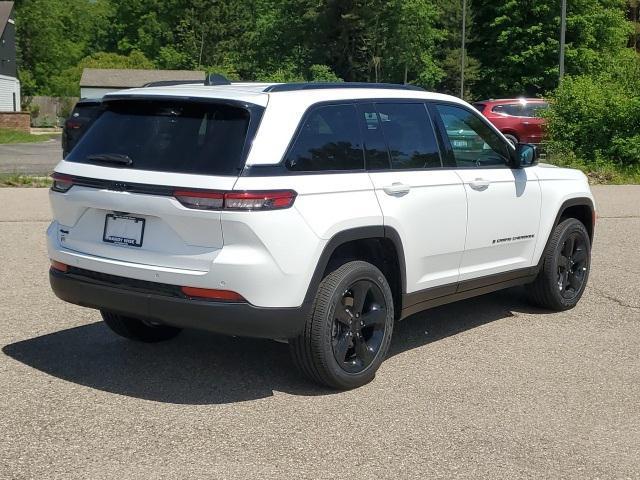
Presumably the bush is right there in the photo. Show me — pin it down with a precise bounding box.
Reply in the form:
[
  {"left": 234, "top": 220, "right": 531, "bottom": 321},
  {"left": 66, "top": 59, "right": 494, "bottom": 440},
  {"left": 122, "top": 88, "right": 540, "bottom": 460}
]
[
  {"left": 307, "top": 64, "right": 343, "bottom": 82},
  {"left": 545, "top": 50, "right": 640, "bottom": 168}
]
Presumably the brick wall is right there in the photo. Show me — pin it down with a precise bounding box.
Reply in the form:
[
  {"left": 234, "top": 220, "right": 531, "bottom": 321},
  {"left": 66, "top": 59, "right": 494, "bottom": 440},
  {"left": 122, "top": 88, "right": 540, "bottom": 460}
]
[{"left": 0, "top": 112, "right": 31, "bottom": 132}]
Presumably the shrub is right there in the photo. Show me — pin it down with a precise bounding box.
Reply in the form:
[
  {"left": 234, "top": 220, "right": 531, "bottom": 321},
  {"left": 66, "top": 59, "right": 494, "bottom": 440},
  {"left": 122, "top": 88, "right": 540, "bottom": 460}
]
[
  {"left": 545, "top": 50, "right": 640, "bottom": 167},
  {"left": 308, "top": 64, "right": 343, "bottom": 82}
]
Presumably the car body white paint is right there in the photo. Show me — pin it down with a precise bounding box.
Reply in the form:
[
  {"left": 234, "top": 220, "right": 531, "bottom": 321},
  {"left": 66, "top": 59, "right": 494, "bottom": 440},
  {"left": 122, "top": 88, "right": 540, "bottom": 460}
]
[{"left": 47, "top": 83, "right": 595, "bottom": 309}]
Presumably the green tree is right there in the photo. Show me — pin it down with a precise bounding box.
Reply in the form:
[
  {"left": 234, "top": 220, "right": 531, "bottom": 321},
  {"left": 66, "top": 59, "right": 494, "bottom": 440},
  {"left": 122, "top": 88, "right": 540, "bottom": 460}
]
[
  {"left": 470, "top": 0, "right": 631, "bottom": 98},
  {"left": 15, "top": 0, "right": 110, "bottom": 95},
  {"left": 628, "top": 0, "right": 640, "bottom": 50},
  {"left": 546, "top": 49, "right": 640, "bottom": 168},
  {"left": 50, "top": 51, "right": 155, "bottom": 96},
  {"left": 434, "top": 0, "right": 480, "bottom": 98}
]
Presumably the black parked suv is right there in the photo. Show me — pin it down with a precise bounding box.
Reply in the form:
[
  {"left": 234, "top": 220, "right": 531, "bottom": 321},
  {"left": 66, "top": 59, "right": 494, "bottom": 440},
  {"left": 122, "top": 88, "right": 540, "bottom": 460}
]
[{"left": 62, "top": 98, "right": 102, "bottom": 157}]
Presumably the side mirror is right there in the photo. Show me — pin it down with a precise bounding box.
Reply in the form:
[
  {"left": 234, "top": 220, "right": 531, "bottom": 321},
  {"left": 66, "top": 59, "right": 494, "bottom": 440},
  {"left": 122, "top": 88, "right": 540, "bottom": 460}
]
[{"left": 513, "top": 143, "right": 539, "bottom": 168}]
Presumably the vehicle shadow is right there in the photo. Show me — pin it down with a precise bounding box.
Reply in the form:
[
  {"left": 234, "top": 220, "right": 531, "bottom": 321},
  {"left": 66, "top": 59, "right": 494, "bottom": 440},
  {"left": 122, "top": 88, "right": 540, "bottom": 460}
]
[{"left": 3, "top": 287, "right": 552, "bottom": 405}]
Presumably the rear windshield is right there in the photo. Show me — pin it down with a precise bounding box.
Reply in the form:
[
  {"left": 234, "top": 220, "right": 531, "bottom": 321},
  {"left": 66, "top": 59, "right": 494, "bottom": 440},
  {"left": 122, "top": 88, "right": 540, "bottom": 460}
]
[
  {"left": 66, "top": 100, "right": 252, "bottom": 176},
  {"left": 72, "top": 104, "right": 102, "bottom": 119}
]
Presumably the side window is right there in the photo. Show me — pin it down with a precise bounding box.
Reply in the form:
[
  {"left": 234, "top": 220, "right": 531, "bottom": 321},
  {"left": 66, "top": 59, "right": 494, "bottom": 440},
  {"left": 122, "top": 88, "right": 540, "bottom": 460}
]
[
  {"left": 435, "top": 104, "right": 511, "bottom": 168},
  {"left": 526, "top": 102, "right": 548, "bottom": 118},
  {"left": 492, "top": 104, "right": 525, "bottom": 117},
  {"left": 285, "top": 104, "right": 364, "bottom": 172},
  {"left": 375, "top": 103, "right": 442, "bottom": 169},
  {"left": 356, "top": 103, "right": 391, "bottom": 170}
]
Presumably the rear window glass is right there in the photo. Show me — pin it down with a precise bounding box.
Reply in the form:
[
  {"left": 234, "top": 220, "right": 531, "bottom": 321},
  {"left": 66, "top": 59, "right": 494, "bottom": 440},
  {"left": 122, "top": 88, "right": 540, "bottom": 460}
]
[
  {"left": 66, "top": 100, "right": 252, "bottom": 176},
  {"left": 492, "top": 102, "right": 547, "bottom": 118},
  {"left": 72, "top": 104, "right": 102, "bottom": 119},
  {"left": 285, "top": 104, "right": 364, "bottom": 172},
  {"left": 526, "top": 102, "right": 548, "bottom": 117},
  {"left": 376, "top": 103, "right": 441, "bottom": 169}
]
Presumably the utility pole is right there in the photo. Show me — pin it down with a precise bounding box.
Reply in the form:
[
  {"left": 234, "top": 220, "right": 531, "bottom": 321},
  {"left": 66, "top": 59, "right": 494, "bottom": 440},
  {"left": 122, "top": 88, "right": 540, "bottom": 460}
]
[
  {"left": 460, "top": 0, "right": 466, "bottom": 99},
  {"left": 559, "top": 0, "right": 567, "bottom": 82}
]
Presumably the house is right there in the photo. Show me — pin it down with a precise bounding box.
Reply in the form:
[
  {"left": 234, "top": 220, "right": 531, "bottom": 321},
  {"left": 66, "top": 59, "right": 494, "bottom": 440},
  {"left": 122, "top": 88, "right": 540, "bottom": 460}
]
[
  {"left": 79, "top": 68, "right": 206, "bottom": 99},
  {"left": 0, "top": 1, "right": 19, "bottom": 112}
]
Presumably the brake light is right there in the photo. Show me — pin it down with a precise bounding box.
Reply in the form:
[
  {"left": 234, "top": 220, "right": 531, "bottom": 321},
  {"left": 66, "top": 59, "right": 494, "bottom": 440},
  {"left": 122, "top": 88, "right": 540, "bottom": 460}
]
[
  {"left": 174, "top": 190, "right": 224, "bottom": 210},
  {"left": 50, "top": 260, "right": 68, "bottom": 272},
  {"left": 224, "top": 191, "right": 296, "bottom": 210},
  {"left": 66, "top": 121, "right": 82, "bottom": 130},
  {"left": 51, "top": 173, "right": 74, "bottom": 193},
  {"left": 181, "top": 286, "right": 245, "bottom": 302},
  {"left": 174, "top": 190, "right": 296, "bottom": 211}
]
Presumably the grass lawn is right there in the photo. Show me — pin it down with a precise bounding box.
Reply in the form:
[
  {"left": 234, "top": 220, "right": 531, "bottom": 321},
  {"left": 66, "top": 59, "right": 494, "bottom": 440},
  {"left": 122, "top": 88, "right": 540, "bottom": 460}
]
[
  {"left": 0, "top": 128, "right": 59, "bottom": 145},
  {"left": 0, "top": 174, "right": 52, "bottom": 188}
]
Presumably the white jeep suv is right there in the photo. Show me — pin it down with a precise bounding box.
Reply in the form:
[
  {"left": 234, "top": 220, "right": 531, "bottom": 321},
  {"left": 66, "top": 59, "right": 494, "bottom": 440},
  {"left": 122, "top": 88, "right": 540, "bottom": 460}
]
[{"left": 48, "top": 80, "right": 595, "bottom": 389}]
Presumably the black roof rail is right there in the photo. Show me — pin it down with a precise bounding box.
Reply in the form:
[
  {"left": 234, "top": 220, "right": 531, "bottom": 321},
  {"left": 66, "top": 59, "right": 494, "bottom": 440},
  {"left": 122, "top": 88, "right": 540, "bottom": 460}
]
[
  {"left": 205, "top": 73, "right": 232, "bottom": 86},
  {"left": 143, "top": 80, "right": 203, "bottom": 88},
  {"left": 263, "top": 82, "right": 426, "bottom": 93}
]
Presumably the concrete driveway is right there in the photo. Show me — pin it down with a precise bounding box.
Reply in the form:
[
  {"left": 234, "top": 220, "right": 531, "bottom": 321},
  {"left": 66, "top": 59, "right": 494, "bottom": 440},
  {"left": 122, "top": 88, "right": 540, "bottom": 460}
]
[
  {"left": 0, "top": 186, "right": 639, "bottom": 479},
  {"left": 0, "top": 137, "right": 62, "bottom": 175}
]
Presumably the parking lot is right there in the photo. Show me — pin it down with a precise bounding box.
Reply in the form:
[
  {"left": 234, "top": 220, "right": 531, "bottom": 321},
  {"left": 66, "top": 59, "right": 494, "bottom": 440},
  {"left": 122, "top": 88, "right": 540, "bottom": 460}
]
[
  {"left": 1, "top": 185, "right": 639, "bottom": 479},
  {"left": 0, "top": 138, "right": 61, "bottom": 175}
]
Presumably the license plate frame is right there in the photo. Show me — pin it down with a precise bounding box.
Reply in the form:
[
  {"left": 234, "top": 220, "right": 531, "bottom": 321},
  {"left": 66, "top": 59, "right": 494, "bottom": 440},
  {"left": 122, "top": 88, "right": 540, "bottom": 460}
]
[{"left": 103, "top": 213, "right": 146, "bottom": 248}]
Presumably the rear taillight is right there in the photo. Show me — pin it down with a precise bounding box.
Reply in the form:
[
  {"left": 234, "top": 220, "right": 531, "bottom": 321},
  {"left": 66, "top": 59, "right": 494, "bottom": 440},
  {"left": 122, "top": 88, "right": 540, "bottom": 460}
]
[
  {"left": 174, "top": 190, "right": 296, "bottom": 211},
  {"left": 66, "top": 121, "right": 82, "bottom": 130},
  {"left": 181, "top": 286, "right": 245, "bottom": 302},
  {"left": 51, "top": 173, "right": 74, "bottom": 193},
  {"left": 174, "top": 191, "right": 224, "bottom": 210}
]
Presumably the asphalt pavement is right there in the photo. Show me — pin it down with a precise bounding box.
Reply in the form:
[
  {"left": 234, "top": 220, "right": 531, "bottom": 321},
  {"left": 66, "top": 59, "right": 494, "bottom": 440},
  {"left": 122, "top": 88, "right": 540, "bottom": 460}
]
[
  {"left": 0, "top": 138, "right": 62, "bottom": 175},
  {"left": 0, "top": 186, "right": 639, "bottom": 479}
]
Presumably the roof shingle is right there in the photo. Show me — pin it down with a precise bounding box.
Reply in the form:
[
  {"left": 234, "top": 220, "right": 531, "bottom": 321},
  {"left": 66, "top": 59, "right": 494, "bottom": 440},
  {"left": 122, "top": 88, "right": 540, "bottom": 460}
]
[
  {"left": 0, "top": 1, "right": 14, "bottom": 37},
  {"left": 80, "top": 68, "right": 206, "bottom": 88}
]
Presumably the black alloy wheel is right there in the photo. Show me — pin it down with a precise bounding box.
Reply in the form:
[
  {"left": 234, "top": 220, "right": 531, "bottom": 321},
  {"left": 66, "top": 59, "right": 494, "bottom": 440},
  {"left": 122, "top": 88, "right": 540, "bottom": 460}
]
[
  {"left": 331, "top": 280, "right": 388, "bottom": 374},
  {"left": 557, "top": 231, "right": 589, "bottom": 299},
  {"left": 289, "top": 260, "right": 394, "bottom": 389},
  {"left": 527, "top": 218, "right": 591, "bottom": 311}
]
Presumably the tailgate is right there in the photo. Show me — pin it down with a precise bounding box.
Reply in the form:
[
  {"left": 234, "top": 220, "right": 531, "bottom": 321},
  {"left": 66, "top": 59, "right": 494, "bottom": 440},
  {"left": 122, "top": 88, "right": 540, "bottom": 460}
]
[
  {"left": 50, "top": 166, "right": 237, "bottom": 272},
  {"left": 49, "top": 96, "right": 262, "bottom": 272}
]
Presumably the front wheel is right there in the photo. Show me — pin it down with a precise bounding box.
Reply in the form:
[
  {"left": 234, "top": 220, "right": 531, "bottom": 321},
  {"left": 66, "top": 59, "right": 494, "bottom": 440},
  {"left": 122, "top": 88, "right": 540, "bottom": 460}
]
[
  {"left": 527, "top": 218, "right": 591, "bottom": 311},
  {"left": 504, "top": 133, "right": 518, "bottom": 147},
  {"left": 289, "top": 261, "right": 394, "bottom": 390}
]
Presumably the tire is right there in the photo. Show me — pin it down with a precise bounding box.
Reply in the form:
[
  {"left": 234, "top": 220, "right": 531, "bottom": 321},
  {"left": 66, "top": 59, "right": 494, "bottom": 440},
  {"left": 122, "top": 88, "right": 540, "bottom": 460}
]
[
  {"left": 289, "top": 261, "right": 394, "bottom": 390},
  {"left": 527, "top": 218, "right": 591, "bottom": 311},
  {"left": 504, "top": 133, "right": 519, "bottom": 147},
  {"left": 101, "top": 311, "right": 182, "bottom": 342}
]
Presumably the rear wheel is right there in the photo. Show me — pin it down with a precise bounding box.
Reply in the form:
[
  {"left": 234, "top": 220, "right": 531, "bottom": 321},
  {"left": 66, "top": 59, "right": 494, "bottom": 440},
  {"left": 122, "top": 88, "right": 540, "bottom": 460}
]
[
  {"left": 101, "top": 311, "right": 182, "bottom": 342},
  {"left": 527, "top": 218, "right": 591, "bottom": 311},
  {"left": 289, "top": 261, "right": 394, "bottom": 390}
]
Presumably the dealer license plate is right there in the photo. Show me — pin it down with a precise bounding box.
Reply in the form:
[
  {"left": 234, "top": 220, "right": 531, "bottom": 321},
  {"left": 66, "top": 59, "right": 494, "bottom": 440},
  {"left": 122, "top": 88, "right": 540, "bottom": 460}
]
[{"left": 103, "top": 214, "right": 145, "bottom": 247}]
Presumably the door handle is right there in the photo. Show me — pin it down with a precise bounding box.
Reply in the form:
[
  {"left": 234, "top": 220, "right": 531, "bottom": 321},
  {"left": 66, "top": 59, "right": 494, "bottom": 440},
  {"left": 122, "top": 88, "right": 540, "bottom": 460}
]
[
  {"left": 383, "top": 182, "right": 411, "bottom": 197},
  {"left": 469, "top": 178, "right": 490, "bottom": 191}
]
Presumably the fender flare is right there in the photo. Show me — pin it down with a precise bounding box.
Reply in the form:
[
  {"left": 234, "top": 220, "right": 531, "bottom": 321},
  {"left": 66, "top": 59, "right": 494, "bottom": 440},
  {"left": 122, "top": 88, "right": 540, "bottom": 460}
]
[
  {"left": 535, "top": 196, "right": 595, "bottom": 270},
  {"left": 301, "top": 226, "right": 407, "bottom": 307}
]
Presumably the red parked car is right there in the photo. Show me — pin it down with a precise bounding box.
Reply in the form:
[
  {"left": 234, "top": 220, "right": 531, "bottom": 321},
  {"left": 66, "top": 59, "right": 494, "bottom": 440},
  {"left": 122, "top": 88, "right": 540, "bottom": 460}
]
[{"left": 473, "top": 98, "right": 548, "bottom": 146}]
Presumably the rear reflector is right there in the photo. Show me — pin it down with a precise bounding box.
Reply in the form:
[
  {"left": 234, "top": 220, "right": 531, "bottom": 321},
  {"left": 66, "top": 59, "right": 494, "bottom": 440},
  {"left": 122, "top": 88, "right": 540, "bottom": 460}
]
[
  {"left": 181, "top": 286, "right": 245, "bottom": 302},
  {"left": 51, "top": 173, "right": 74, "bottom": 193},
  {"left": 174, "top": 190, "right": 296, "bottom": 211},
  {"left": 50, "top": 260, "right": 68, "bottom": 272}
]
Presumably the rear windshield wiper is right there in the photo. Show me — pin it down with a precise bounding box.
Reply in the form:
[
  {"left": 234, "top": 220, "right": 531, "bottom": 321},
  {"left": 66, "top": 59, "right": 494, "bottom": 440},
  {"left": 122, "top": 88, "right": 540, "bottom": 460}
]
[{"left": 86, "top": 153, "right": 133, "bottom": 166}]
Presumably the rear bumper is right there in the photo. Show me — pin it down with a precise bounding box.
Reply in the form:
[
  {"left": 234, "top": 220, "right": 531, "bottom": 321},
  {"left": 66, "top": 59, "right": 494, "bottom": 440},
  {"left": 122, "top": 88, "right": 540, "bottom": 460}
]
[{"left": 49, "top": 269, "right": 307, "bottom": 339}]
